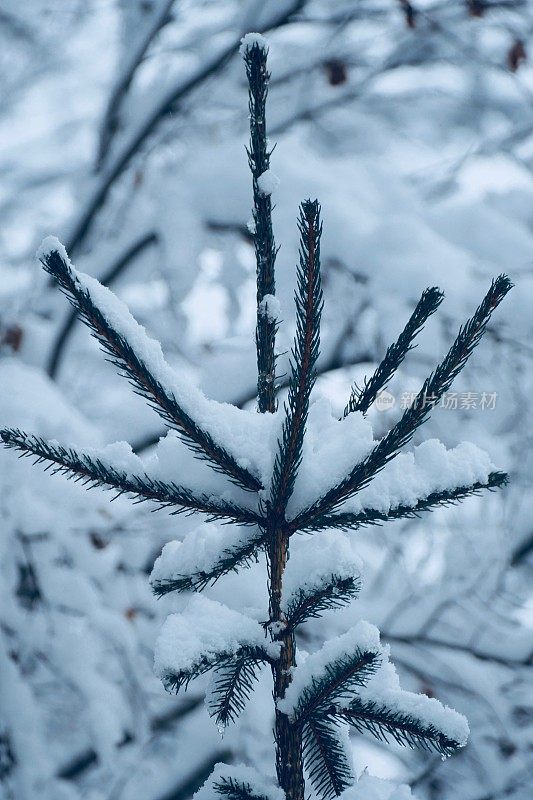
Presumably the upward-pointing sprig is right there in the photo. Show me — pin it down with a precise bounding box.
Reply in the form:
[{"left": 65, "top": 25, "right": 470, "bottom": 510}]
[
  {"left": 244, "top": 38, "right": 278, "bottom": 414},
  {"left": 344, "top": 286, "right": 444, "bottom": 416},
  {"left": 270, "top": 201, "right": 323, "bottom": 518}
]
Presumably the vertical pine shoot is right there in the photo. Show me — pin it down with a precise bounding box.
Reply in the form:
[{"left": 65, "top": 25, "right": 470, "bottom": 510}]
[
  {"left": 270, "top": 200, "right": 323, "bottom": 518},
  {"left": 243, "top": 36, "right": 278, "bottom": 414}
]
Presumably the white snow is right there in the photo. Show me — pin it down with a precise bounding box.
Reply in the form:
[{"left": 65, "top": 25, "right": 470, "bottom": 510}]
[
  {"left": 0, "top": 359, "right": 97, "bottom": 446},
  {"left": 36, "top": 234, "right": 70, "bottom": 264},
  {"left": 259, "top": 293, "right": 281, "bottom": 322},
  {"left": 257, "top": 170, "right": 280, "bottom": 197},
  {"left": 278, "top": 620, "right": 383, "bottom": 717},
  {"left": 340, "top": 439, "right": 494, "bottom": 517},
  {"left": 287, "top": 400, "right": 375, "bottom": 517},
  {"left": 239, "top": 32, "right": 268, "bottom": 56},
  {"left": 340, "top": 772, "right": 413, "bottom": 800},
  {"left": 194, "top": 763, "right": 284, "bottom": 800},
  {"left": 154, "top": 595, "right": 279, "bottom": 680},
  {"left": 282, "top": 530, "right": 362, "bottom": 611}
]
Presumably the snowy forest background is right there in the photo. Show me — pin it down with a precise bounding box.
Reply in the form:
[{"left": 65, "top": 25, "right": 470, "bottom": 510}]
[{"left": 1, "top": 1, "right": 532, "bottom": 799}]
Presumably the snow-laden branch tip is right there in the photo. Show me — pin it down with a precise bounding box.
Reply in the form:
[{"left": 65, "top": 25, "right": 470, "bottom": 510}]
[
  {"left": 281, "top": 531, "right": 362, "bottom": 630},
  {"left": 150, "top": 522, "right": 267, "bottom": 595},
  {"left": 155, "top": 595, "right": 279, "bottom": 693},
  {"left": 278, "top": 621, "right": 382, "bottom": 721},
  {"left": 240, "top": 32, "right": 269, "bottom": 56}
]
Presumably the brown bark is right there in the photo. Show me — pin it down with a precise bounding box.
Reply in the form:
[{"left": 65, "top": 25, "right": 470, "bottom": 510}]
[{"left": 268, "top": 526, "right": 305, "bottom": 800}]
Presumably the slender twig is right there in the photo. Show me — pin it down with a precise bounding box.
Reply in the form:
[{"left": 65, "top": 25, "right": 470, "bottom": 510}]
[
  {"left": 64, "top": 1, "right": 306, "bottom": 255},
  {"left": 95, "top": 0, "right": 175, "bottom": 170}
]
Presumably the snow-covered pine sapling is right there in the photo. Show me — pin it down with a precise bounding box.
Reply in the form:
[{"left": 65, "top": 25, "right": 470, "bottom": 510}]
[{"left": 1, "top": 32, "right": 512, "bottom": 800}]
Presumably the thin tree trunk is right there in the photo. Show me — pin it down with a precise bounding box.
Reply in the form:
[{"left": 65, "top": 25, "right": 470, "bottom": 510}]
[{"left": 268, "top": 527, "right": 305, "bottom": 800}]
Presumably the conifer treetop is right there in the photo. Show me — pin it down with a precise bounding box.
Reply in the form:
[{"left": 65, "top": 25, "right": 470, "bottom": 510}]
[{"left": 1, "top": 30, "right": 513, "bottom": 800}]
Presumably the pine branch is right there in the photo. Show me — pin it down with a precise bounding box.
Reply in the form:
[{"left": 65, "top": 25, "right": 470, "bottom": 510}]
[
  {"left": 1, "top": 428, "right": 260, "bottom": 526},
  {"left": 291, "top": 276, "right": 512, "bottom": 529},
  {"left": 284, "top": 573, "right": 361, "bottom": 632},
  {"left": 333, "top": 697, "right": 463, "bottom": 756},
  {"left": 270, "top": 201, "right": 323, "bottom": 517},
  {"left": 38, "top": 245, "right": 262, "bottom": 492},
  {"left": 300, "top": 471, "right": 509, "bottom": 533},
  {"left": 151, "top": 530, "right": 268, "bottom": 596},
  {"left": 292, "top": 649, "right": 381, "bottom": 726},
  {"left": 243, "top": 38, "right": 278, "bottom": 414},
  {"left": 207, "top": 648, "right": 268, "bottom": 728},
  {"left": 302, "top": 717, "right": 353, "bottom": 800},
  {"left": 213, "top": 775, "right": 273, "bottom": 800},
  {"left": 162, "top": 644, "right": 272, "bottom": 696},
  {"left": 344, "top": 287, "right": 443, "bottom": 416}
]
